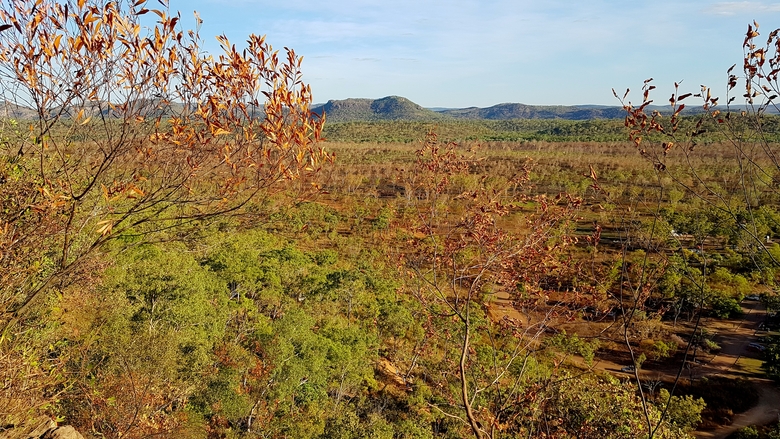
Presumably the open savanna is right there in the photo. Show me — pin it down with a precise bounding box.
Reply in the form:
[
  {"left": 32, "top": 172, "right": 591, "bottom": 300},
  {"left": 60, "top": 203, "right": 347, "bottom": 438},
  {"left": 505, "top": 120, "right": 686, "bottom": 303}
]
[
  {"left": 4, "top": 116, "right": 780, "bottom": 439},
  {"left": 309, "top": 120, "right": 780, "bottom": 436}
]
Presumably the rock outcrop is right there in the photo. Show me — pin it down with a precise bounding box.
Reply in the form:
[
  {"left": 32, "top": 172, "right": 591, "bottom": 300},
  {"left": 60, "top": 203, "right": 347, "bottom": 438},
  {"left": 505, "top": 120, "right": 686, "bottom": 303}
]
[{"left": 0, "top": 418, "right": 84, "bottom": 439}]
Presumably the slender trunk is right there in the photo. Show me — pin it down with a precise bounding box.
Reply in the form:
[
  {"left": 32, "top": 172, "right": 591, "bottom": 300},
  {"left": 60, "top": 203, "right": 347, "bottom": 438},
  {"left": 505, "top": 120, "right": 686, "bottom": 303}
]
[
  {"left": 460, "top": 319, "right": 483, "bottom": 439},
  {"left": 247, "top": 399, "right": 260, "bottom": 433},
  {"left": 336, "top": 369, "right": 348, "bottom": 405}
]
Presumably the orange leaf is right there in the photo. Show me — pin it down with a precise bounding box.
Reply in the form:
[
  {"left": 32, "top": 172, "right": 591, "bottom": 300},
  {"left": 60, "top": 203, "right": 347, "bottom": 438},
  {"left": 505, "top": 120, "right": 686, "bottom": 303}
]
[
  {"left": 96, "top": 220, "right": 113, "bottom": 236},
  {"left": 83, "top": 12, "right": 98, "bottom": 25}
]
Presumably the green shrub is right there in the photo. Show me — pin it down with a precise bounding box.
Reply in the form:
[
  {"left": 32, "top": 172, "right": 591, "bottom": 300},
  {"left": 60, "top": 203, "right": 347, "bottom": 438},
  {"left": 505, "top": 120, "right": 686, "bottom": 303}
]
[
  {"left": 729, "top": 426, "right": 759, "bottom": 439},
  {"left": 709, "top": 294, "right": 743, "bottom": 319},
  {"left": 658, "top": 388, "right": 706, "bottom": 432}
]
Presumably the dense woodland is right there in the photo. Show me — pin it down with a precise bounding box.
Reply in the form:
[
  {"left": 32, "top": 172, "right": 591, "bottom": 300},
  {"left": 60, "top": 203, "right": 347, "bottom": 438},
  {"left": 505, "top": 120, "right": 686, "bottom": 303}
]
[{"left": 2, "top": 1, "right": 780, "bottom": 439}]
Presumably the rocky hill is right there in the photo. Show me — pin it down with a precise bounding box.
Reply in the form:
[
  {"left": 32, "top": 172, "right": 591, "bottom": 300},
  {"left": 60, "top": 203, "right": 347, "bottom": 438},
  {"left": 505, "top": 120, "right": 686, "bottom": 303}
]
[{"left": 312, "top": 96, "right": 447, "bottom": 123}]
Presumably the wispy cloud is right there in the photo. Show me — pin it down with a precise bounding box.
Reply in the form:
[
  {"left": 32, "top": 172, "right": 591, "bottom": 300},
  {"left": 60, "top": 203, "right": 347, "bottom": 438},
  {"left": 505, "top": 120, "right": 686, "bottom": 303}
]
[{"left": 705, "top": 2, "right": 780, "bottom": 16}]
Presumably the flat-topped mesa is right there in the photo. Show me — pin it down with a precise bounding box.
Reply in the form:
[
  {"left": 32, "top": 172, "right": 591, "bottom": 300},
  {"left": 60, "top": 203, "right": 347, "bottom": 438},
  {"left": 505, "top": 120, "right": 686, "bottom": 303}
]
[{"left": 313, "top": 95, "right": 446, "bottom": 122}]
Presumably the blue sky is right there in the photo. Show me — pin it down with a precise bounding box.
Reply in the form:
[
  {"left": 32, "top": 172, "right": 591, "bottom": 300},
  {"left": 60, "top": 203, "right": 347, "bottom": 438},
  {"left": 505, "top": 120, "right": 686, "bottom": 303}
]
[{"left": 170, "top": 1, "right": 780, "bottom": 107}]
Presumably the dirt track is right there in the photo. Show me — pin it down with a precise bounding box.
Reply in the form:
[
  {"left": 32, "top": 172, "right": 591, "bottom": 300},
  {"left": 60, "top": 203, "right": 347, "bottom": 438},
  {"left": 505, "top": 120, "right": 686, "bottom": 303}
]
[
  {"left": 690, "top": 300, "right": 780, "bottom": 438},
  {"left": 603, "top": 300, "right": 780, "bottom": 438},
  {"left": 694, "top": 382, "right": 780, "bottom": 439},
  {"left": 489, "top": 293, "right": 780, "bottom": 437}
]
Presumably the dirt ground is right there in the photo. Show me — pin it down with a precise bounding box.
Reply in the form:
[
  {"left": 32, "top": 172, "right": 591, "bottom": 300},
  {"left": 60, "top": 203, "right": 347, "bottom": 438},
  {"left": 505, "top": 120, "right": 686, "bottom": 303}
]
[
  {"left": 689, "top": 300, "right": 780, "bottom": 439},
  {"left": 605, "top": 300, "right": 780, "bottom": 439},
  {"left": 490, "top": 293, "right": 780, "bottom": 438}
]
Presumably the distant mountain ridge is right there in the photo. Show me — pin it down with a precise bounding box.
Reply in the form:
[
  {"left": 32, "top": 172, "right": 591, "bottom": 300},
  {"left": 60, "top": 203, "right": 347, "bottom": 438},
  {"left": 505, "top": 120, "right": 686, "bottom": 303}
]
[
  {"left": 1, "top": 101, "right": 39, "bottom": 119},
  {"left": 437, "top": 103, "right": 626, "bottom": 120},
  {"left": 312, "top": 96, "right": 701, "bottom": 123},
  {"left": 3, "top": 96, "right": 757, "bottom": 123},
  {"left": 0, "top": 99, "right": 191, "bottom": 120}
]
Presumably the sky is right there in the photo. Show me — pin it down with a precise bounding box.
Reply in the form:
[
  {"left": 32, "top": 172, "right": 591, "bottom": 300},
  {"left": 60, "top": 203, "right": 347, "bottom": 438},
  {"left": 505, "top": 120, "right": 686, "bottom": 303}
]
[{"left": 169, "top": 0, "right": 780, "bottom": 108}]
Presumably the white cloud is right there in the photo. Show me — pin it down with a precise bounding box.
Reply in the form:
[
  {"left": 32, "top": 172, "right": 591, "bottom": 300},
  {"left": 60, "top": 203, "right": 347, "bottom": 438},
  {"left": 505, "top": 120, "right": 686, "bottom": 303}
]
[{"left": 706, "top": 2, "right": 780, "bottom": 16}]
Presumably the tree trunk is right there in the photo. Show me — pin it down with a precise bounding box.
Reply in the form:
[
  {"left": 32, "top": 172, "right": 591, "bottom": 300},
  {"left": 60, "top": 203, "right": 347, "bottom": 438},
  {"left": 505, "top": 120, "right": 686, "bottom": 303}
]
[{"left": 460, "top": 320, "right": 483, "bottom": 439}]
